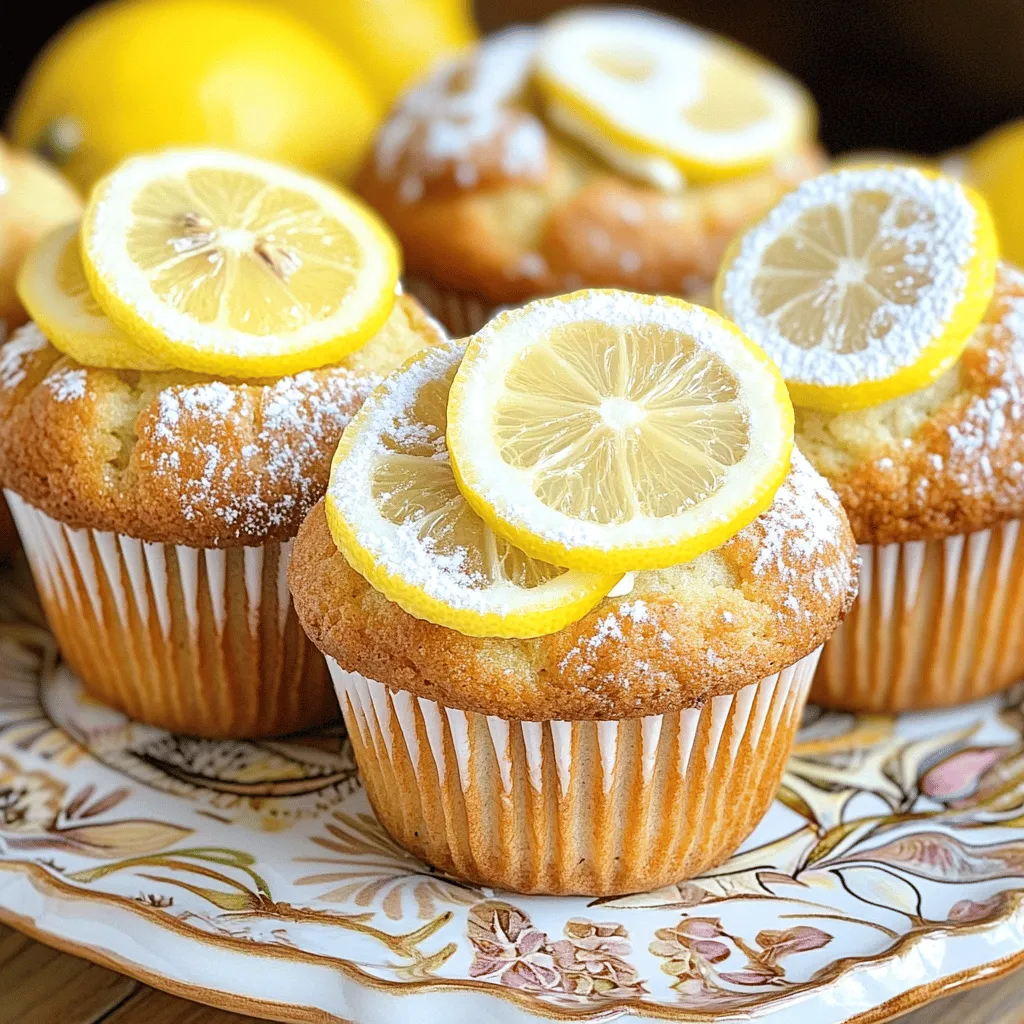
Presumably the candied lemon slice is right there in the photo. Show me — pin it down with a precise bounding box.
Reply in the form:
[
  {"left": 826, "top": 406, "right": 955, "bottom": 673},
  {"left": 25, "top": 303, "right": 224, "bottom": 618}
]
[
  {"left": 446, "top": 291, "right": 793, "bottom": 573},
  {"left": 16, "top": 222, "right": 172, "bottom": 371},
  {"left": 325, "top": 341, "right": 619, "bottom": 638},
  {"left": 715, "top": 166, "right": 998, "bottom": 412},
  {"left": 534, "top": 9, "right": 815, "bottom": 184},
  {"left": 80, "top": 148, "right": 400, "bottom": 377}
]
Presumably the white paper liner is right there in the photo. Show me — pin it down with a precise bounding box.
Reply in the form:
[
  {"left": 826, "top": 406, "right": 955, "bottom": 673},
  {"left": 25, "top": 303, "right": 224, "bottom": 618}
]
[
  {"left": 404, "top": 277, "right": 503, "bottom": 337},
  {"left": 7, "top": 490, "right": 335, "bottom": 737},
  {"left": 814, "top": 520, "right": 1024, "bottom": 711},
  {"left": 328, "top": 648, "right": 819, "bottom": 895}
]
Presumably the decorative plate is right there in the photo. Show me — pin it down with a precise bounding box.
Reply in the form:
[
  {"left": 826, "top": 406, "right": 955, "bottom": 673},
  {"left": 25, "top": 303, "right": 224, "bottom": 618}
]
[{"left": 2, "top": 567, "right": 1024, "bottom": 1024}]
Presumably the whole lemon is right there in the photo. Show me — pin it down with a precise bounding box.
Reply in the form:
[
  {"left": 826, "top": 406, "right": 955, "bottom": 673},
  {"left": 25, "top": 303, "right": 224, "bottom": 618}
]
[
  {"left": 283, "top": 0, "right": 477, "bottom": 106},
  {"left": 8, "top": 0, "right": 382, "bottom": 191},
  {"left": 966, "top": 118, "right": 1024, "bottom": 268}
]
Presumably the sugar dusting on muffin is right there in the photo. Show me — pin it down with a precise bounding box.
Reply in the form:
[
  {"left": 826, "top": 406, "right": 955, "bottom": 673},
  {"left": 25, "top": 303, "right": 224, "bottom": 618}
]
[{"left": 797, "top": 263, "right": 1024, "bottom": 542}]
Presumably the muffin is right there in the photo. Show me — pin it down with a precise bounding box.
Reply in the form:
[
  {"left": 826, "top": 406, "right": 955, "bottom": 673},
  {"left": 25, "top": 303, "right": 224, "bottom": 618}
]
[
  {"left": 0, "top": 294, "right": 442, "bottom": 737},
  {"left": 289, "top": 312, "right": 858, "bottom": 894},
  {"left": 714, "top": 160, "right": 1018, "bottom": 712},
  {"left": 797, "top": 263, "right": 1024, "bottom": 711},
  {"left": 356, "top": 12, "right": 823, "bottom": 335}
]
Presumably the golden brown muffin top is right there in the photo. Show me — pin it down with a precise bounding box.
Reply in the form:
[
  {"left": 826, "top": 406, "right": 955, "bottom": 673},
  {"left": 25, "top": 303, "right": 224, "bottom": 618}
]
[
  {"left": 0, "top": 294, "right": 443, "bottom": 547},
  {"left": 356, "top": 28, "right": 823, "bottom": 305},
  {"left": 290, "top": 450, "right": 858, "bottom": 720},
  {"left": 797, "top": 263, "right": 1024, "bottom": 545}
]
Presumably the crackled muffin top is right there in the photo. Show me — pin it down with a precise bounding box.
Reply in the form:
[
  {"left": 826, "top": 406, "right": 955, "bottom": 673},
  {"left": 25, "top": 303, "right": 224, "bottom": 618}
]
[
  {"left": 290, "top": 449, "right": 858, "bottom": 720},
  {"left": 797, "top": 263, "right": 1024, "bottom": 545},
  {"left": 356, "top": 28, "right": 823, "bottom": 305},
  {"left": 0, "top": 294, "right": 443, "bottom": 547}
]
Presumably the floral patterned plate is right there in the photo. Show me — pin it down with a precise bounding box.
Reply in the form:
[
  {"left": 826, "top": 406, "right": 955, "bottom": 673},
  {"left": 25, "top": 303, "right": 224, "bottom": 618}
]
[{"left": 2, "top": 570, "right": 1024, "bottom": 1024}]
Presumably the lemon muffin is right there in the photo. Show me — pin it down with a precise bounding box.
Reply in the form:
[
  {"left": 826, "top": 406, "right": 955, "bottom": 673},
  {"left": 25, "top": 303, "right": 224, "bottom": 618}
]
[
  {"left": 0, "top": 294, "right": 442, "bottom": 737},
  {"left": 289, "top": 319, "right": 858, "bottom": 895},
  {"left": 715, "top": 161, "right": 1018, "bottom": 712},
  {"left": 356, "top": 13, "right": 823, "bottom": 335},
  {"left": 795, "top": 263, "right": 1024, "bottom": 711}
]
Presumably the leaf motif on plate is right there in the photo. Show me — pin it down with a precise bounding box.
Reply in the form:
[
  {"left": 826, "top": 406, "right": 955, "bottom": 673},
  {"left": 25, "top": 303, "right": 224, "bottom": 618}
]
[
  {"left": 832, "top": 865, "right": 924, "bottom": 921},
  {"left": 837, "top": 831, "right": 1024, "bottom": 883}
]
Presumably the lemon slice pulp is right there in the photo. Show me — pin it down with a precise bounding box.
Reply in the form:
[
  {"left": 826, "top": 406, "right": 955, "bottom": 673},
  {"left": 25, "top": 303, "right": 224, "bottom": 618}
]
[
  {"left": 325, "top": 341, "right": 619, "bottom": 638},
  {"left": 715, "top": 166, "right": 998, "bottom": 412},
  {"left": 80, "top": 148, "right": 400, "bottom": 377},
  {"left": 447, "top": 291, "right": 794, "bottom": 573},
  {"left": 534, "top": 9, "right": 815, "bottom": 184},
  {"left": 16, "top": 222, "right": 172, "bottom": 371}
]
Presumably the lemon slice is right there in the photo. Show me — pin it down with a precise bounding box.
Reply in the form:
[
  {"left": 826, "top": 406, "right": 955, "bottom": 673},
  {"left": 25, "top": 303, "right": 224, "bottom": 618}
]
[
  {"left": 16, "top": 222, "right": 172, "bottom": 370},
  {"left": 325, "top": 341, "right": 619, "bottom": 638},
  {"left": 80, "top": 148, "right": 400, "bottom": 377},
  {"left": 446, "top": 291, "right": 794, "bottom": 573},
  {"left": 534, "top": 9, "right": 815, "bottom": 185},
  {"left": 715, "top": 166, "right": 998, "bottom": 412}
]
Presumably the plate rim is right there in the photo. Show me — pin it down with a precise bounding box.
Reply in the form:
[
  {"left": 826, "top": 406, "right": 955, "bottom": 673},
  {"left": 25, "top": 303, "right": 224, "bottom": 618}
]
[{"left": 2, "top": 857, "right": 1024, "bottom": 1024}]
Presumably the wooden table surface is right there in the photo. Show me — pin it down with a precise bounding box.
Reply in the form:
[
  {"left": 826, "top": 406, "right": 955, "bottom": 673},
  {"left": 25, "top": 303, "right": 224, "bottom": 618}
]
[{"left": 0, "top": 923, "right": 1019, "bottom": 1024}]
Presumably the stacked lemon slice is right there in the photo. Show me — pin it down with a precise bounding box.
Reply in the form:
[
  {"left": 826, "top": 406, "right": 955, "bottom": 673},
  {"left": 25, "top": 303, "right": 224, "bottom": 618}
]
[
  {"left": 18, "top": 148, "right": 400, "bottom": 377},
  {"left": 534, "top": 9, "right": 815, "bottom": 186},
  {"left": 326, "top": 291, "right": 795, "bottom": 637},
  {"left": 715, "top": 165, "right": 998, "bottom": 411}
]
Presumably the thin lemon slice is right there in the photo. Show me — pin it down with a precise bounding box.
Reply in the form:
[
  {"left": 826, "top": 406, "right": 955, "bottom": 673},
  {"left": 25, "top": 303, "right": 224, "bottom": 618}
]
[
  {"left": 446, "top": 290, "right": 794, "bottom": 573},
  {"left": 325, "top": 341, "right": 619, "bottom": 638},
  {"left": 16, "top": 222, "right": 172, "bottom": 370},
  {"left": 715, "top": 166, "right": 998, "bottom": 412},
  {"left": 534, "top": 9, "right": 815, "bottom": 185},
  {"left": 80, "top": 148, "right": 400, "bottom": 377}
]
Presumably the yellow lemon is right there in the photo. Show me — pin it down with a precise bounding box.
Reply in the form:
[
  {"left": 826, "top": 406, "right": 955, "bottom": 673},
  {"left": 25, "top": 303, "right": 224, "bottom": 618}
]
[
  {"left": 80, "top": 148, "right": 400, "bottom": 377},
  {"left": 965, "top": 118, "right": 1024, "bottom": 269},
  {"left": 446, "top": 290, "right": 794, "bottom": 574},
  {"left": 282, "top": 0, "right": 477, "bottom": 106},
  {"left": 8, "top": 0, "right": 381, "bottom": 192},
  {"left": 715, "top": 166, "right": 997, "bottom": 412}
]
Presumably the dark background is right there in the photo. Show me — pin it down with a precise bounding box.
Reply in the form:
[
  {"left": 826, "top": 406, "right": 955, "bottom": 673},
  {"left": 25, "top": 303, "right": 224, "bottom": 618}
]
[{"left": 4, "top": 0, "right": 1024, "bottom": 155}]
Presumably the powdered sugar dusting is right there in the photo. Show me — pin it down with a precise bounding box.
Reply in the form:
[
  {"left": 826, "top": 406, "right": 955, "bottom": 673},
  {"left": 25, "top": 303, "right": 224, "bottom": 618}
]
[
  {"left": 374, "top": 28, "right": 547, "bottom": 201},
  {"left": 149, "top": 368, "right": 379, "bottom": 539},
  {"left": 0, "top": 323, "right": 49, "bottom": 391},
  {"left": 942, "top": 264, "right": 1024, "bottom": 496},
  {"left": 746, "top": 448, "right": 857, "bottom": 617},
  {"left": 46, "top": 367, "right": 88, "bottom": 403},
  {"left": 721, "top": 166, "right": 979, "bottom": 388}
]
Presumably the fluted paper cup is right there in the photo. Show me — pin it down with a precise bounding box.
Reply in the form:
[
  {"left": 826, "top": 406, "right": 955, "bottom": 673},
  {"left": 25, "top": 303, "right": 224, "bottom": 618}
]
[
  {"left": 813, "top": 521, "right": 1024, "bottom": 712},
  {"left": 7, "top": 490, "right": 336, "bottom": 738},
  {"left": 404, "top": 278, "right": 501, "bottom": 337},
  {"left": 328, "top": 649, "right": 819, "bottom": 896}
]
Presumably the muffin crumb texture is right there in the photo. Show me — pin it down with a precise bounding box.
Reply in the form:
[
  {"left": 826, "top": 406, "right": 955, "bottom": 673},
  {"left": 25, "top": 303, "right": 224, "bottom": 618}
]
[
  {"left": 290, "top": 449, "right": 858, "bottom": 720},
  {"left": 797, "top": 263, "right": 1024, "bottom": 543},
  {"left": 0, "top": 295, "right": 443, "bottom": 546}
]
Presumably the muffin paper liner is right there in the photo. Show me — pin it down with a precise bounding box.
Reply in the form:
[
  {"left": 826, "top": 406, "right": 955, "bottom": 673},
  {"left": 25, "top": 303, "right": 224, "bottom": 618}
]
[
  {"left": 813, "top": 521, "right": 1024, "bottom": 712},
  {"left": 328, "top": 649, "right": 819, "bottom": 895},
  {"left": 7, "top": 491, "right": 335, "bottom": 738},
  {"left": 404, "top": 277, "right": 501, "bottom": 337}
]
